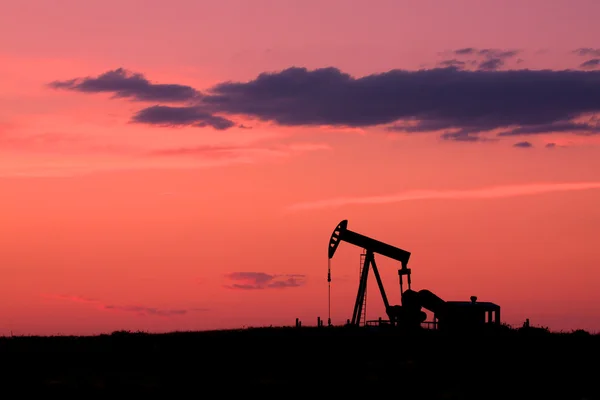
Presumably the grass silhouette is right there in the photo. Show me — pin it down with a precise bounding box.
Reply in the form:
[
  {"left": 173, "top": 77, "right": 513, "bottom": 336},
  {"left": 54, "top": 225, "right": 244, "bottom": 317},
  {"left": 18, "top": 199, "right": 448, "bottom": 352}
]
[{"left": 1, "top": 324, "right": 598, "bottom": 398}]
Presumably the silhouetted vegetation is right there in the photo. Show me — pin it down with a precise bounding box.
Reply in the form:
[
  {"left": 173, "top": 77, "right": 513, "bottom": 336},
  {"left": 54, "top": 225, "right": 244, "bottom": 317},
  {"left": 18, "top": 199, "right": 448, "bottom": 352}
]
[{"left": 1, "top": 325, "right": 599, "bottom": 398}]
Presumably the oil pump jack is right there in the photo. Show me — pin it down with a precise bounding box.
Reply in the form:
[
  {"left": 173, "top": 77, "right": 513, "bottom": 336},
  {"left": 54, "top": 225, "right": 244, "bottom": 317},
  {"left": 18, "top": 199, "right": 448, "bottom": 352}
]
[
  {"left": 327, "top": 220, "right": 502, "bottom": 331},
  {"left": 328, "top": 220, "right": 426, "bottom": 328}
]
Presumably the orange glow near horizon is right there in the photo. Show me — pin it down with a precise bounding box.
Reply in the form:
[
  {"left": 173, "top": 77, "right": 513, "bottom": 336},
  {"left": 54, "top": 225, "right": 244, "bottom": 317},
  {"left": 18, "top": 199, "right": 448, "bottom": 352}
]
[{"left": 2, "top": 0, "right": 600, "bottom": 336}]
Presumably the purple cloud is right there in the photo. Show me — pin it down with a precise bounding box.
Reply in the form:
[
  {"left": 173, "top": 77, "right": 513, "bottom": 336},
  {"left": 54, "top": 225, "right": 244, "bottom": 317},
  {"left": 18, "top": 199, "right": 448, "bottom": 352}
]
[
  {"left": 573, "top": 48, "right": 600, "bottom": 57},
  {"left": 201, "top": 66, "right": 600, "bottom": 140},
  {"left": 580, "top": 59, "right": 600, "bottom": 69},
  {"left": 49, "top": 57, "right": 600, "bottom": 140},
  {"left": 131, "top": 105, "right": 234, "bottom": 130},
  {"left": 49, "top": 68, "right": 201, "bottom": 103},
  {"left": 447, "top": 47, "right": 521, "bottom": 71},
  {"left": 513, "top": 141, "right": 533, "bottom": 148},
  {"left": 224, "top": 272, "right": 306, "bottom": 290}
]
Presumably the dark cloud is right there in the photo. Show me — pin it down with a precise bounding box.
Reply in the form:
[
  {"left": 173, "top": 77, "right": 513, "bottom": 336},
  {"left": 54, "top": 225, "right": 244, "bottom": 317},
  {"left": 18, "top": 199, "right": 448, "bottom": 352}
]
[
  {"left": 51, "top": 61, "right": 600, "bottom": 140},
  {"left": 131, "top": 105, "right": 235, "bottom": 130},
  {"left": 436, "top": 59, "right": 469, "bottom": 69},
  {"left": 513, "top": 141, "right": 533, "bottom": 148},
  {"left": 580, "top": 59, "right": 600, "bottom": 69},
  {"left": 573, "top": 48, "right": 600, "bottom": 57},
  {"left": 497, "top": 120, "right": 600, "bottom": 136},
  {"left": 451, "top": 48, "right": 521, "bottom": 71},
  {"left": 477, "top": 49, "right": 520, "bottom": 59},
  {"left": 224, "top": 272, "right": 306, "bottom": 290},
  {"left": 435, "top": 58, "right": 480, "bottom": 70},
  {"left": 478, "top": 58, "right": 504, "bottom": 71},
  {"left": 453, "top": 48, "right": 519, "bottom": 59},
  {"left": 194, "top": 66, "right": 600, "bottom": 141},
  {"left": 546, "top": 142, "right": 557, "bottom": 148},
  {"left": 440, "top": 130, "right": 490, "bottom": 142},
  {"left": 49, "top": 68, "right": 201, "bottom": 102},
  {"left": 454, "top": 48, "right": 476, "bottom": 55}
]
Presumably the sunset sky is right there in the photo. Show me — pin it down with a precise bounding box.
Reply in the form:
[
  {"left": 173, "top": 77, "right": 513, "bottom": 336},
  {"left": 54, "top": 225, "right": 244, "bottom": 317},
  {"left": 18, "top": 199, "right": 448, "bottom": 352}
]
[{"left": 2, "top": 0, "right": 600, "bottom": 336}]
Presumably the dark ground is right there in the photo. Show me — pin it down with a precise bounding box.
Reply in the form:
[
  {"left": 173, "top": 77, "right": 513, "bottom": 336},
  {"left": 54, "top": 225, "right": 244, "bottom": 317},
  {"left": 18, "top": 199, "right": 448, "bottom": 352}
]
[{"left": 0, "top": 325, "right": 598, "bottom": 399}]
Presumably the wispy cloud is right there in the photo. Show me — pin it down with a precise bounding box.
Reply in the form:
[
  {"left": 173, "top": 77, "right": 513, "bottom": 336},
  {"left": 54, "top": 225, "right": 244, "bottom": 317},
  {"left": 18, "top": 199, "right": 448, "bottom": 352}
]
[
  {"left": 147, "top": 142, "right": 331, "bottom": 159},
  {"left": 0, "top": 137, "right": 330, "bottom": 177},
  {"left": 285, "top": 182, "right": 600, "bottom": 211},
  {"left": 573, "top": 48, "right": 600, "bottom": 57},
  {"left": 223, "top": 272, "right": 306, "bottom": 290},
  {"left": 42, "top": 294, "right": 207, "bottom": 317},
  {"left": 0, "top": 131, "right": 138, "bottom": 155}
]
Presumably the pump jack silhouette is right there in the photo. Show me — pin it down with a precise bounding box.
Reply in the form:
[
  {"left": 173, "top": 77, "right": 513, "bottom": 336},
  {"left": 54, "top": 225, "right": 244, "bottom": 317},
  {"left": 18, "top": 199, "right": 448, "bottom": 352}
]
[{"left": 328, "top": 220, "right": 501, "bottom": 331}]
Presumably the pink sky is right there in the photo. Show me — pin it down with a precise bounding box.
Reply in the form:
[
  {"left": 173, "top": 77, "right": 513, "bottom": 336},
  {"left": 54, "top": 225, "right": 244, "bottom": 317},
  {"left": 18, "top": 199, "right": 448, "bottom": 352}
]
[{"left": 2, "top": 0, "right": 600, "bottom": 335}]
